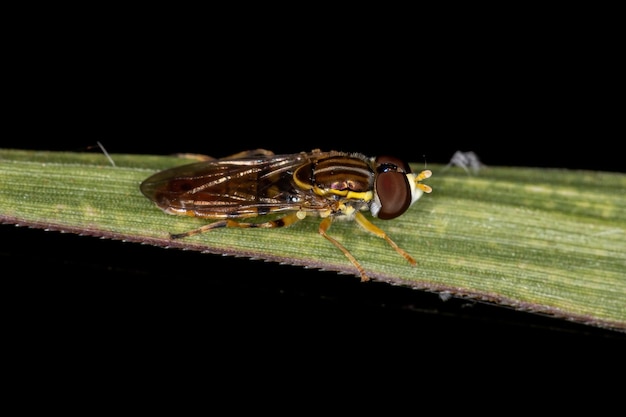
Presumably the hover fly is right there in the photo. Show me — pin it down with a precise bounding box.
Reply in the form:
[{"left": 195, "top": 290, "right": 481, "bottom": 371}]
[{"left": 140, "top": 149, "right": 432, "bottom": 282}]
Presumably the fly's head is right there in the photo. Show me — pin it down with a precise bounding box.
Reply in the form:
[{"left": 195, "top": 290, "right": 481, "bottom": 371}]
[{"left": 370, "top": 155, "right": 432, "bottom": 220}]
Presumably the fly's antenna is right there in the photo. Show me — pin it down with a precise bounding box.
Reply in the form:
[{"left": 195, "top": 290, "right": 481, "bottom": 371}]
[
  {"left": 412, "top": 154, "right": 432, "bottom": 194},
  {"left": 415, "top": 169, "right": 432, "bottom": 193}
]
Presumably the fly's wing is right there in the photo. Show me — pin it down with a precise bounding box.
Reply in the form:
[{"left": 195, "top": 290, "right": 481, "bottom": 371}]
[{"left": 140, "top": 151, "right": 327, "bottom": 218}]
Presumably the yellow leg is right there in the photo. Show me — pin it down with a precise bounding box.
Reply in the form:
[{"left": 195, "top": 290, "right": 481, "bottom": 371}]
[
  {"left": 219, "top": 149, "right": 275, "bottom": 160},
  {"left": 354, "top": 212, "right": 417, "bottom": 266},
  {"left": 170, "top": 212, "right": 302, "bottom": 239},
  {"left": 172, "top": 149, "right": 275, "bottom": 162},
  {"left": 319, "top": 217, "right": 370, "bottom": 282}
]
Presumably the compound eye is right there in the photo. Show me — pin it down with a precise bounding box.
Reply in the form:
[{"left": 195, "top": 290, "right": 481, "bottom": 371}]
[
  {"left": 375, "top": 171, "right": 411, "bottom": 220},
  {"left": 375, "top": 155, "right": 412, "bottom": 174}
]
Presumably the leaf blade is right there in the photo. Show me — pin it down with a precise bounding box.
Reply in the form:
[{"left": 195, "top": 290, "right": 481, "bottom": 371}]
[{"left": 1, "top": 148, "right": 624, "bottom": 332}]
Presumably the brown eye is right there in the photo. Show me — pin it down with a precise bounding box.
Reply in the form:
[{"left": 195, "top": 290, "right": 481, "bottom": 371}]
[{"left": 375, "top": 171, "right": 411, "bottom": 220}]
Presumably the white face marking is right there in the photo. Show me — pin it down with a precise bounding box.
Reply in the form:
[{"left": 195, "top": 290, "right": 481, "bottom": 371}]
[{"left": 406, "top": 173, "right": 424, "bottom": 205}]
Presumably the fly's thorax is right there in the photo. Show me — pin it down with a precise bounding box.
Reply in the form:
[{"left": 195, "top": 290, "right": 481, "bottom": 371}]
[{"left": 292, "top": 154, "right": 375, "bottom": 201}]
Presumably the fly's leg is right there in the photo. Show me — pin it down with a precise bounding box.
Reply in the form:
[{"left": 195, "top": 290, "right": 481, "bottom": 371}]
[
  {"left": 218, "top": 149, "right": 275, "bottom": 160},
  {"left": 354, "top": 212, "right": 417, "bottom": 266},
  {"left": 169, "top": 211, "right": 302, "bottom": 239},
  {"left": 319, "top": 217, "right": 370, "bottom": 282},
  {"left": 173, "top": 149, "right": 275, "bottom": 162}
]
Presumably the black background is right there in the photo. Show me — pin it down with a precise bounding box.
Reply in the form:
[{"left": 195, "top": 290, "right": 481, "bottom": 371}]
[{"left": 3, "top": 12, "right": 624, "bottom": 385}]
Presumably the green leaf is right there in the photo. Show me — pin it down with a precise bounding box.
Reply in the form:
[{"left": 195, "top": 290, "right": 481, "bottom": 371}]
[{"left": 1, "top": 148, "right": 624, "bottom": 332}]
